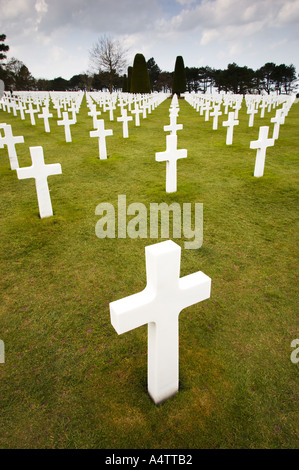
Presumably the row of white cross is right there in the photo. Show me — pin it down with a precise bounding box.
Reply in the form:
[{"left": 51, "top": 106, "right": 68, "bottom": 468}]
[
  {"left": 1, "top": 91, "right": 170, "bottom": 143},
  {"left": 0, "top": 91, "right": 211, "bottom": 405},
  {"left": 0, "top": 91, "right": 294, "bottom": 405},
  {"left": 0, "top": 91, "right": 172, "bottom": 220},
  {"left": 0, "top": 91, "right": 294, "bottom": 219},
  {"left": 110, "top": 91, "right": 294, "bottom": 403},
  {"left": 156, "top": 94, "right": 186, "bottom": 193},
  {"left": 184, "top": 92, "right": 294, "bottom": 177}
]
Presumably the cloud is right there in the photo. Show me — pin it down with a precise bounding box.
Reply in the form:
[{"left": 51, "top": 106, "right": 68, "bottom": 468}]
[
  {"left": 0, "top": 0, "right": 32, "bottom": 20},
  {"left": 35, "top": 0, "right": 161, "bottom": 35},
  {"left": 277, "top": 0, "right": 299, "bottom": 24},
  {"left": 200, "top": 29, "right": 220, "bottom": 46},
  {"left": 158, "top": 0, "right": 299, "bottom": 32},
  {"left": 176, "top": 0, "right": 196, "bottom": 5},
  {"left": 35, "top": 0, "right": 48, "bottom": 14},
  {"left": 0, "top": 0, "right": 297, "bottom": 79}
]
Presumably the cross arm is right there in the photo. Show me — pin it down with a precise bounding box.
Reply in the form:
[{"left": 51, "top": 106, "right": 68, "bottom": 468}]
[
  {"left": 110, "top": 287, "right": 155, "bottom": 335},
  {"left": 178, "top": 272, "right": 211, "bottom": 311},
  {"left": 155, "top": 150, "right": 169, "bottom": 162},
  {"left": 46, "top": 163, "right": 62, "bottom": 177},
  {"left": 16, "top": 166, "right": 35, "bottom": 180},
  {"left": 250, "top": 141, "right": 261, "bottom": 150}
]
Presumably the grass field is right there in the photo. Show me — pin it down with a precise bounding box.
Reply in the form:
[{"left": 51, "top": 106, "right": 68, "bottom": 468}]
[{"left": 0, "top": 93, "right": 298, "bottom": 449}]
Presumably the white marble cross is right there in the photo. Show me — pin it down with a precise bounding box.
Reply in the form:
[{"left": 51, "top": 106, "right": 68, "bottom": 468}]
[
  {"left": 250, "top": 126, "right": 274, "bottom": 177},
  {"left": 141, "top": 102, "right": 147, "bottom": 119},
  {"left": 25, "top": 104, "right": 38, "bottom": 125},
  {"left": 170, "top": 94, "right": 179, "bottom": 109},
  {"left": 10, "top": 100, "right": 18, "bottom": 116},
  {"left": 155, "top": 134, "right": 187, "bottom": 193},
  {"left": 131, "top": 104, "right": 142, "bottom": 126},
  {"left": 0, "top": 124, "right": 24, "bottom": 170},
  {"left": 271, "top": 109, "right": 284, "bottom": 140},
  {"left": 222, "top": 111, "right": 239, "bottom": 145},
  {"left": 16, "top": 146, "right": 62, "bottom": 218},
  {"left": 38, "top": 106, "right": 53, "bottom": 133},
  {"left": 90, "top": 119, "right": 113, "bottom": 159},
  {"left": 204, "top": 101, "right": 212, "bottom": 121},
  {"left": 164, "top": 112, "right": 183, "bottom": 135},
  {"left": 88, "top": 104, "right": 101, "bottom": 129},
  {"left": 210, "top": 105, "right": 222, "bottom": 130},
  {"left": 247, "top": 106, "right": 258, "bottom": 127},
  {"left": 260, "top": 100, "right": 267, "bottom": 118},
  {"left": 106, "top": 101, "right": 115, "bottom": 121},
  {"left": 117, "top": 108, "right": 133, "bottom": 138},
  {"left": 233, "top": 102, "right": 242, "bottom": 120},
  {"left": 53, "top": 101, "right": 62, "bottom": 118},
  {"left": 16, "top": 100, "right": 26, "bottom": 120},
  {"left": 0, "top": 122, "right": 7, "bottom": 148},
  {"left": 57, "top": 111, "right": 76, "bottom": 142},
  {"left": 110, "top": 240, "right": 211, "bottom": 405}
]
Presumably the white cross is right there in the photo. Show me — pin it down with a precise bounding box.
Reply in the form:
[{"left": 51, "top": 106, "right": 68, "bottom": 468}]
[
  {"left": 69, "top": 103, "right": 78, "bottom": 122},
  {"left": 88, "top": 104, "right": 102, "bottom": 129},
  {"left": 0, "top": 122, "right": 7, "bottom": 147},
  {"left": 141, "top": 103, "right": 147, "bottom": 119},
  {"left": 144, "top": 100, "right": 152, "bottom": 114},
  {"left": 0, "top": 125, "right": 5, "bottom": 155},
  {"left": 163, "top": 113, "right": 183, "bottom": 135},
  {"left": 10, "top": 99, "right": 18, "bottom": 116},
  {"left": 204, "top": 101, "right": 212, "bottom": 121},
  {"left": 106, "top": 101, "right": 115, "bottom": 121},
  {"left": 210, "top": 105, "right": 222, "bottom": 130},
  {"left": 16, "top": 100, "right": 26, "bottom": 120},
  {"left": 233, "top": 102, "right": 242, "bottom": 119},
  {"left": 169, "top": 107, "right": 179, "bottom": 119},
  {"left": 110, "top": 240, "right": 211, "bottom": 405},
  {"left": 5, "top": 99, "right": 13, "bottom": 113},
  {"left": 53, "top": 101, "right": 63, "bottom": 118},
  {"left": 222, "top": 111, "right": 239, "bottom": 145},
  {"left": 16, "top": 146, "right": 62, "bottom": 218},
  {"left": 247, "top": 106, "right": 258, "bottom": 127},
  {"left": 170, "top": 94, "right": 179, "bottom": 109},
  {"left": 117, "top": 108, "right": 133, "bottom": 138},
  {"left": 260, "top": 100, "right": 267, "bottom": 118},
  {"left": 155, "top": 134, "right": 187, "bottom": 193},
  {"left": 131, "top": 104, "right": 143, "bottom": 126},
  {"left": 57, "top": 111, "right": 76, "bottom": 142},
  {"left": 0, "top": 124, "right": 24, "bottom": 170},
  {"left": 250, "top": 126, "right": 274, "bottom": 177},
  {"left": 25, "top": 104, "right": 38, "bottom": 125},
  {"left": 223, "top": 101, "right": 230, "bottom": 115},
  {"left": 271, "top": 109, "right": 284, "bottom": 140},
  {"left": 90, "top": 119, "right": 113, "bottom": 159},
  {"left": 38, "top": 106, "right": 53, "bottom": 133}
]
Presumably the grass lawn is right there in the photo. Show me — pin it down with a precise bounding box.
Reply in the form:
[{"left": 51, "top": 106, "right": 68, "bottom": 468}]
[{"left": 0, "top": 94, "right": 298, "bottom": 449}]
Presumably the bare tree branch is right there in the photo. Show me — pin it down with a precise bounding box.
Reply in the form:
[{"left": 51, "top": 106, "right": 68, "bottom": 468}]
[{"left": 89, "top": 35, "right": 128, "bottom": 92}]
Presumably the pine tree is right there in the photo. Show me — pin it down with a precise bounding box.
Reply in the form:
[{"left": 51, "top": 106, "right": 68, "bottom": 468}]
[
  {"left": 172, "top": 56, "right": 186, "bottom": 97},
  {"left": 0, "top": 34, "right": 9, "bottom": 62},
  {"left": 130, "top": 53, "right": 151, "bottom": 93},
  {"left": 127, "top": 66, "right": 133, "bottom": 92},
  {"left": 122, "top": 74, "right": 128, "bottom": 92},
  {"left": 147, "top": 57, "right": 161, "bottom": 91}
]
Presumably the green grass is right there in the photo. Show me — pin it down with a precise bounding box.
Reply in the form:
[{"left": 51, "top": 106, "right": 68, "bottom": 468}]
[{"left": 0, "top": 95, "right": 298, "bottom": 449}]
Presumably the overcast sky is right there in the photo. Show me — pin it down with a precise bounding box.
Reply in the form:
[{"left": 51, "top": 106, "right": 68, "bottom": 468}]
[{"left": 1, "top": 0, "right": 298, "bottom": 80}]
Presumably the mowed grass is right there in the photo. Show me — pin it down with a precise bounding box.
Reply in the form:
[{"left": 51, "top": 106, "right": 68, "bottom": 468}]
[{"left": 0, "top": 94, "right": 298, "bottom": 449}]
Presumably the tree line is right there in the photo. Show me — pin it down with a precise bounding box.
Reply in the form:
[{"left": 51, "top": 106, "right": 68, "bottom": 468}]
[
  {"left": 185, "top": 62, "right": 297, "bottom": 95},
  {"left": 0, "top": 34, "right": 297, "bottom": 95}
]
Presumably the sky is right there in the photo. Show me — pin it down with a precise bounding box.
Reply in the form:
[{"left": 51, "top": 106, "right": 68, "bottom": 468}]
[{"left": 0, "top": 0, "right": 298, "bottom": 80}]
